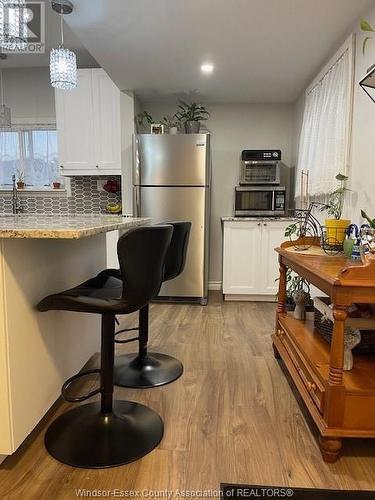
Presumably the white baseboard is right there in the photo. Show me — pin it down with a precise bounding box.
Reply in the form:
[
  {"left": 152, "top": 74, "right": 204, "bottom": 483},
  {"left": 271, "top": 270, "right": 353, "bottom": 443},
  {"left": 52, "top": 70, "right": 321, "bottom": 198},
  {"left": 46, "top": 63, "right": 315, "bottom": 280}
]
[
  {"left": 224, "top": 294, "right": 277, "bottom": 302},
  {"left": 208, "top": 281, "right": 222, "bottom": 291}
]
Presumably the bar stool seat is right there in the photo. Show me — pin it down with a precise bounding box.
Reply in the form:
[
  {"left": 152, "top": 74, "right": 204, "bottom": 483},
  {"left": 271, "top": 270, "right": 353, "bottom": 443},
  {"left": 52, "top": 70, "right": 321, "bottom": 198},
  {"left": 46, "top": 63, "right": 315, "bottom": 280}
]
[{"left": 37, "top": 225, "right": 173, "bottom": 468}]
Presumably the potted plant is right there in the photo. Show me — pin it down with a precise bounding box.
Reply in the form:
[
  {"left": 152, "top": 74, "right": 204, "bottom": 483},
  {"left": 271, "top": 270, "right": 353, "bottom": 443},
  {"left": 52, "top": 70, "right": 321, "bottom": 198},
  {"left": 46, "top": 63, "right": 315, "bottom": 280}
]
[
  {"left": 135, "top": 111, "right": 154, "bottom": 133},
  {"left": 275, "top": 269, "right": 312, "bottom": 311},
  {"left": 52, "top": 180, "right": 61, "bottom": 189},
  {"left": 16, "top": 169, "right": 25, "bottom": 189},
  {"left": 161, "top": 115, "right": 179, "bottom": 134},
  {"left": 325, "top": 173, "right": 351, "bottom": 245},
  {"left": 175, "top": 100, "right": 210, "bottom": 133},
  {"left": 361, "top": 209, "right": 375, "bottom": 228}
]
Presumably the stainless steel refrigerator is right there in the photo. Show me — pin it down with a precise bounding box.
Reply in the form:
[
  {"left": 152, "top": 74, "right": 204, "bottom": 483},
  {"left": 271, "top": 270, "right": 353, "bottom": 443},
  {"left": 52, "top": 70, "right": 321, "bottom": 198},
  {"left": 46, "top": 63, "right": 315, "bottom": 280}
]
[{"left": 133, "top": 133, "right": 211, "bottom": 305}]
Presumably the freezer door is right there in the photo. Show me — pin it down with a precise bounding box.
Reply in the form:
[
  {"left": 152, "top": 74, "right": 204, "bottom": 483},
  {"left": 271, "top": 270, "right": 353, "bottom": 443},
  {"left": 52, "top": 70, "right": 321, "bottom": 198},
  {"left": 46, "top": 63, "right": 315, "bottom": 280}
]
[
  {"left": 136, "top": 186, "right": 209, "bottom": 299},
  {"left": 133, "top": 134, "right": 210, "bottom": 186}
]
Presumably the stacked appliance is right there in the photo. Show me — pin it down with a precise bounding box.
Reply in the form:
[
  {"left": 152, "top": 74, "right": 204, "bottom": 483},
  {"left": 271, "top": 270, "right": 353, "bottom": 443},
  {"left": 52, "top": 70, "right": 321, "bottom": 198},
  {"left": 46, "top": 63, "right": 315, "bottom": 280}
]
[
  {"left": 133, "top": 133, "right": 211, "bottom": 305},
  {"left": 234, "top": 149, "right": 292, "bottom": 217}
]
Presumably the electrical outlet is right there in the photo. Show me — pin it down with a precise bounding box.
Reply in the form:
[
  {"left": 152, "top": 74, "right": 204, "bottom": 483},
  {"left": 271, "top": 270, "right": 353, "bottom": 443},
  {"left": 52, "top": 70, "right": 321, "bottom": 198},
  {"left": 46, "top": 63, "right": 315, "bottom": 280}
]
[{"left": 97, "top": 180, "right": 106, "bottom": 191}]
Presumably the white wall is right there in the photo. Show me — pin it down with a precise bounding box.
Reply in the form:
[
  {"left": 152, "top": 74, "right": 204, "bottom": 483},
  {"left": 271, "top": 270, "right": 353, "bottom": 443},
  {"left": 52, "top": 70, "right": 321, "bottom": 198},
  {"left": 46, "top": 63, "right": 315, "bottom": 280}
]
[
  {"left": 345, "top": 4, "right": 375, "bottom": 222},
  {"left": 292, "top": 3, "right": 375, "bottom": 224},
  {"left": 139, "top": 101, "right": 294, "bottom": 282},
  {"left": 2, "top": 68, "right": 55, "bottom": 124}
]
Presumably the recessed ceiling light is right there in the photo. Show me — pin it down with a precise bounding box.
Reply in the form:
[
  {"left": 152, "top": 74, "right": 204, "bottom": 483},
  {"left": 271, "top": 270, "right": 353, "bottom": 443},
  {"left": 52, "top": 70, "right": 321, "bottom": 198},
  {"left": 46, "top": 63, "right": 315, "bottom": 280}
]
[{"left": 201, "top": 63, "right": 214, "bottom": 74}]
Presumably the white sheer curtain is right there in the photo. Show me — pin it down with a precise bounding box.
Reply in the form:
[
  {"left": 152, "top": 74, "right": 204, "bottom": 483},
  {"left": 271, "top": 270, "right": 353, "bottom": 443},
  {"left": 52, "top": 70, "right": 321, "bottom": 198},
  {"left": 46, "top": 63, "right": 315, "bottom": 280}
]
[
  {"left": 0, "top": 126, "right": 58, "bottom": 186},
  {"left": 296, "top": 38, "right": 353, "bottom": 196}
]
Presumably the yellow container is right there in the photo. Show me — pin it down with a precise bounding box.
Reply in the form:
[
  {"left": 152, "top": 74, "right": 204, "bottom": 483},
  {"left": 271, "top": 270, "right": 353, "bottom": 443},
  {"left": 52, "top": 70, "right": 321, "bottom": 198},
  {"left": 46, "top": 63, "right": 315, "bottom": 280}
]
[{"left": 325, "top": 219, "right": 351, "bottom": 244}]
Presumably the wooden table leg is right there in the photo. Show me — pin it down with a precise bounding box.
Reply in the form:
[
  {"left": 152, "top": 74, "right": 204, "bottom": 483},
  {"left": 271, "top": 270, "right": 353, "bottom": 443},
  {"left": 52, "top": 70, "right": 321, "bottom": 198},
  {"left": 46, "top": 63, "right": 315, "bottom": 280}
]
[
  {"left": 277, "top": 260, "right": 287, "bottom": 316},
  {"left": 329, "top": 305, "right": 347, "bottom": 386},
  {"left": 322, "top": 304, "right": 347, "bottom": 457},
  {"left": 319, "top": 436, "right": 342, "bottom": 463}
]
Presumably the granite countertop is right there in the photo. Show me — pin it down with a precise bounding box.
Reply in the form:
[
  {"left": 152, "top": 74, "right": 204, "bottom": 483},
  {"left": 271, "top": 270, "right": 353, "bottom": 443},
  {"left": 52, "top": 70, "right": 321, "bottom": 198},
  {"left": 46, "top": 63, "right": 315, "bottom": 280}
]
[
  {"left": 221, "top": 216, "right": 296, "bottom": 222},
  {"left": 0, "top": 215, "right": 151, "bottom": 239}
]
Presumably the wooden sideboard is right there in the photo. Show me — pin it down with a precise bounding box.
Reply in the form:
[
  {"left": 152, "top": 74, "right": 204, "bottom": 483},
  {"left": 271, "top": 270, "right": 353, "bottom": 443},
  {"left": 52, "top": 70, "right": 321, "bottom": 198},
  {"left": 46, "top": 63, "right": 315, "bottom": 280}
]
[{"left": 273, "top": 239, "right": 375, "bottom": 463}]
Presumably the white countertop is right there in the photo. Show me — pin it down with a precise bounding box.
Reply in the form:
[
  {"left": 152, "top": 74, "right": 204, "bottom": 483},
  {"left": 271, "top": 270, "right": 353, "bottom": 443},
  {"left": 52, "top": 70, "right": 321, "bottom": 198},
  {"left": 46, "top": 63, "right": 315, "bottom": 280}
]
[{"left": 0, "top": 215, "right": 151, "bottom": 239}]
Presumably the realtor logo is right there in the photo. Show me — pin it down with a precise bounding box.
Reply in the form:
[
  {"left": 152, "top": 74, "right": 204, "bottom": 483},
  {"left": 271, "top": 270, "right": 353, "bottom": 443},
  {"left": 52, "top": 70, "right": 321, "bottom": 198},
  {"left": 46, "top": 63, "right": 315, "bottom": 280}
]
[{"left": 1, "top": 1, "right": 45, "bottom": 54}]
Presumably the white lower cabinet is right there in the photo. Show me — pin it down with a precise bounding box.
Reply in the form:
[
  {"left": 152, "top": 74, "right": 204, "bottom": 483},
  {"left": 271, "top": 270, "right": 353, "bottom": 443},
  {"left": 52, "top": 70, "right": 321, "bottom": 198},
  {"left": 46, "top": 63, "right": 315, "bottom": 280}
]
[{"left": 222, "top": 220, "right": 286, "bottom": 300}]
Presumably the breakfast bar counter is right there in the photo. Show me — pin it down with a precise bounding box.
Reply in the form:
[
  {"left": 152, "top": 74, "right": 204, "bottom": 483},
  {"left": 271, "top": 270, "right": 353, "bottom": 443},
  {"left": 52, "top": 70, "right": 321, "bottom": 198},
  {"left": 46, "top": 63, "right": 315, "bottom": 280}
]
[{"left": 0, "top": 215, "right": 150, "bottom": 457}]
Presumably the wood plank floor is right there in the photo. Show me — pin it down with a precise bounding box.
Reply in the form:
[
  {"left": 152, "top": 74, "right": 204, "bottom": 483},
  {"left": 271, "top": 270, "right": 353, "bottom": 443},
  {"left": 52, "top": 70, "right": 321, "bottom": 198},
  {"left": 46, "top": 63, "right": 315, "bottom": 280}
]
[{"left": 1, "top": 292, "right": 375, "bottom": 499}]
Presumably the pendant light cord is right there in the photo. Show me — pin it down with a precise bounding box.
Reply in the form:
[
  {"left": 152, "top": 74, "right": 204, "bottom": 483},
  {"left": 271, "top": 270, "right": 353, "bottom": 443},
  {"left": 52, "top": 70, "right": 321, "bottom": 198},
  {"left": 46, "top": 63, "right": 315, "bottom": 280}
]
[
  {"left": 0, "top": 70, "right": 4, "bottom": 106},
  {"left": 60, "top": 12, "right": 64, "bottom": 46}
]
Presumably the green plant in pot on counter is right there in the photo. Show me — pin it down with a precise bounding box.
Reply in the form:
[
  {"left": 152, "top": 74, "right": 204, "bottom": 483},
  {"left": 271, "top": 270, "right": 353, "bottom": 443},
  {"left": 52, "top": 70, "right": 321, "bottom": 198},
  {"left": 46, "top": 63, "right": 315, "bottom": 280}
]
[
  {"left": 15, "top": 169, "right": 25, "bottom": 189},
  {"left": 175, "top": 100, "right": 210, "bottom": 134},
  {"left": 325, "top": 173, "right": 351, "bottom": 245}
]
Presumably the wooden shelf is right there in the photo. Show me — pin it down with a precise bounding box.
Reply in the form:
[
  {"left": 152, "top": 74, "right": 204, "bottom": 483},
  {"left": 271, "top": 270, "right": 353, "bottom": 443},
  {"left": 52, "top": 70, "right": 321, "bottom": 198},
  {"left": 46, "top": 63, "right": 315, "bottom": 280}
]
[
  {"left": 275, "top": 242, "right": 375, "bottom": 461},
  {"left": 279, "top": 313, "right": 375, "bottom": 394}
]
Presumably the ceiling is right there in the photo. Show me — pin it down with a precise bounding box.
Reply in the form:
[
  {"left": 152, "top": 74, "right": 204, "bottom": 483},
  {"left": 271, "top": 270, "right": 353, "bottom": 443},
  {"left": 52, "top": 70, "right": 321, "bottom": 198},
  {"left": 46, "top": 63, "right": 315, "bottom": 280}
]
[
  {"left": 0, "top": 0, "right": 97, "bottom": 69},
  {"left": 1, "top": 0, "right": 372, "bottom": 102}
]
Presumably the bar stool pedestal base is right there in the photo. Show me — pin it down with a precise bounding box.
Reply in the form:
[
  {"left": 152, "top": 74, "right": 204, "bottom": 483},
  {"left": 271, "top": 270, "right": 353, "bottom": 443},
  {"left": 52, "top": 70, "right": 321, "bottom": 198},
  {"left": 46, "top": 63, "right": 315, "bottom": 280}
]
[
  {"left": 114, "top": 353, "right": 183, "bottom": 388},
  {"left": 45, "top": 401, "right": 163, "bottom": 468}
]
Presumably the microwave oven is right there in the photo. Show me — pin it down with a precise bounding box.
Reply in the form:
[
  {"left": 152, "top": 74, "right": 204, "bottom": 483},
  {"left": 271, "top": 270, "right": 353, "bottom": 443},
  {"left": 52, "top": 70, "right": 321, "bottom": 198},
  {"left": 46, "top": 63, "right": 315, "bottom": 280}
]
[{"left": 234, "top": 186, "right": 286, "bottom": 217}]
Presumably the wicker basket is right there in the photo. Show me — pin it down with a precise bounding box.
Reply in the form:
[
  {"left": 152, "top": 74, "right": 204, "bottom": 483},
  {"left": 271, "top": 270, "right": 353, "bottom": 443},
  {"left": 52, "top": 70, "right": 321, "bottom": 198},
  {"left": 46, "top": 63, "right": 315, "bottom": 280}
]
[{"left": 313, "top": 297, "right": 375, "bottom": 354}]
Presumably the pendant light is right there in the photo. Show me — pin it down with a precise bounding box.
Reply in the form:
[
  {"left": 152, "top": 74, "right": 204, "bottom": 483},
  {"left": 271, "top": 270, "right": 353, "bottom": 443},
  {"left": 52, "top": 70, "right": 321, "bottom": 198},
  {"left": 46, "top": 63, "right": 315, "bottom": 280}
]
[
  {"left": 0, "top": 0, "right": 27, "bottom": 50},
  {"left": 50, "top": 0, "right": 77, "bottom": 91},
  {"left": 0, "top": 70, "right": 11, "bottom": 128}
]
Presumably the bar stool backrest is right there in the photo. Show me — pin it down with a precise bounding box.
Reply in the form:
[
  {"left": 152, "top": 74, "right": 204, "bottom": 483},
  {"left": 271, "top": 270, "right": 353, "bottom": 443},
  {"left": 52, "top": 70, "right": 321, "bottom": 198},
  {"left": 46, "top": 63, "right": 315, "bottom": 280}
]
[
  {"left": 163, "top": 222, "right": 192, "bottom": 282},
  {"left": 117, "top": 225, "right": 173, "bottom": 310}
]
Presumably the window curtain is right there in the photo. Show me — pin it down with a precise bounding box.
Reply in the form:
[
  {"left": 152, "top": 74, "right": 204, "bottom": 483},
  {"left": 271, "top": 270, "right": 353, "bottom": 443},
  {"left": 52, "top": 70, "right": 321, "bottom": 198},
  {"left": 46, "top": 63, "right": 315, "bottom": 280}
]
[
  {"left": 0, "top": 125, "right": 58, "bottom": 186},
  {"left": 296, "top": 43, "right": 352, "bottom": 196}
]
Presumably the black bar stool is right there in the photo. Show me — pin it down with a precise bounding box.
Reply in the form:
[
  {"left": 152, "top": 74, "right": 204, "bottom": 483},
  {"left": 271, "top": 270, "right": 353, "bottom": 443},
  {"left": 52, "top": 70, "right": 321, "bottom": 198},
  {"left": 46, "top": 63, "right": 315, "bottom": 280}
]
[
  {"left": 101, "top": 221, "right": 191, "bottom": 389},
  {"left": 37, "top": 225, "right": 173, "bottom": 469}
]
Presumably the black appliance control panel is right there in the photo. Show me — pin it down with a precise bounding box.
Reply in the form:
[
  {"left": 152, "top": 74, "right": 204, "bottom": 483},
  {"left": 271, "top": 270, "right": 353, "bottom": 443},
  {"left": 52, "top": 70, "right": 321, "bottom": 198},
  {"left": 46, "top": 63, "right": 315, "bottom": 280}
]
[{"left": 241, "top": 149, "right": 281, "bottom": 161}]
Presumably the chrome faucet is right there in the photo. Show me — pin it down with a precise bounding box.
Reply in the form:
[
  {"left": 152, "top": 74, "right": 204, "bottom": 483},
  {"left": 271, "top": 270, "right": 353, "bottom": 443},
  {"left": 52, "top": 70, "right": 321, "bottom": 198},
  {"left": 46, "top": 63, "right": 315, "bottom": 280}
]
[{"left": 12, "top": 175, "right": 23, "bottom": 214}]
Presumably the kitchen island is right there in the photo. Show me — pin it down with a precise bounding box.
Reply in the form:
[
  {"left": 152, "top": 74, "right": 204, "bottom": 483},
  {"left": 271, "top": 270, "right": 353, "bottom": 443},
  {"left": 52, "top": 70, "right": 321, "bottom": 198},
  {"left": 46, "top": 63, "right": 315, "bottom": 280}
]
[{"left": 0, "top": 215, "right": 150, "bottom": 457}]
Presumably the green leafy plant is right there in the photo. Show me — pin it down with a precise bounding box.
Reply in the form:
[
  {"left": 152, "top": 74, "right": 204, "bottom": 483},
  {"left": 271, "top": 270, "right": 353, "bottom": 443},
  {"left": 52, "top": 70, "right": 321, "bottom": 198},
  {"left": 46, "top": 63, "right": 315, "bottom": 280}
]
[
  {"left": 135, "top": 111, "right": 154, "bottom": 132},
  {"left": 15, "top": 169, "right": 25, "bottom": 183},
  {"left": 326, "top": 173, "right": 349, "bottom": 220},
  {"left": 175, "top": 100, "right": 210, "bottom": 123},
  {"left": 361, "top": 19, "right": 375, "bottom": 55},
  {"left": 275, "top": 269, "right": 310, "bottom": 305},
  {"left": 161, "top": 115, "right": 179, "bottom": 129},
  {"left": 361, "top": 209, "right": 375, "bottom": 229}
]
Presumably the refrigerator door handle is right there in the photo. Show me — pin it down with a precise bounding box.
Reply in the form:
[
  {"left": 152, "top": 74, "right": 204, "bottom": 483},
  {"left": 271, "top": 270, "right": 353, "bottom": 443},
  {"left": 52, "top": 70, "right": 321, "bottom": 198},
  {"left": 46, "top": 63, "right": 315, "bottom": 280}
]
[{"left": 134, "top": 186, "right": 141, "bottom": 217}]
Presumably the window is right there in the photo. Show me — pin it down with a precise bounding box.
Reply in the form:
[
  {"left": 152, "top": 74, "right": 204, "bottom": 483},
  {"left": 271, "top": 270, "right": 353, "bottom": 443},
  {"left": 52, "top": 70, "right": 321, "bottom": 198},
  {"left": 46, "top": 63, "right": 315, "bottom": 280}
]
[
  {"left": 296, "top": 35, "right": 354, "bottom": 197},
  {"left": 0, "top": 126, "right": 58, "bottom": 188}
]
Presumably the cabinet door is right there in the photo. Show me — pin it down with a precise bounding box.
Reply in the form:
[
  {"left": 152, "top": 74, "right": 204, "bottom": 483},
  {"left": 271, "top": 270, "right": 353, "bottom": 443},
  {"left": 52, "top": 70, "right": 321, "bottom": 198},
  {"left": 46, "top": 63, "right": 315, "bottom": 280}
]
[
  {"left": 92, "top": 69, "right": 121, "bottom": 171},
  {"left": 55, "top": 69, "right": 95, "bottom": 171},
  {"left": 222, "top": 221, "right": 261, "bottom": 295},
  {"left": 259, "top": 220, "right": 286, "bottom": 294}
]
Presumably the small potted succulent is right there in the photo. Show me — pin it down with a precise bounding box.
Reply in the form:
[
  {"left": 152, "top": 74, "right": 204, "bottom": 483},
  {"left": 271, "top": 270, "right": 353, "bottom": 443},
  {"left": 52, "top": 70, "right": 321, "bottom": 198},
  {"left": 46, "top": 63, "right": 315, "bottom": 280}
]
[
  {"left": 175, "top": 100, "right": 210, "bottom": 133},
  {"left": 325, "top": 173, "right": 351, "bottom": 244},
  {"left": 161, "top": 115, "right": 180, "bottom": 134},
  {"left": 135, "top": 111, "right": 154, "bottom": 133},
  {"left": 16, "top": 169, "right": 25, "bottom": 189}
]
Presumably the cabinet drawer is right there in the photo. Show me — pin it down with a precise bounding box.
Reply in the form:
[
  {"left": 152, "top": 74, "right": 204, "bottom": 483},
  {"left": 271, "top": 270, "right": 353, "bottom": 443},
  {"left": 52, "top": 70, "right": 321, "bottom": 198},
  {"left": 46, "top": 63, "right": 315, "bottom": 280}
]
[{"left": 276, "top": 324, "right": 325, "bottom": 413}]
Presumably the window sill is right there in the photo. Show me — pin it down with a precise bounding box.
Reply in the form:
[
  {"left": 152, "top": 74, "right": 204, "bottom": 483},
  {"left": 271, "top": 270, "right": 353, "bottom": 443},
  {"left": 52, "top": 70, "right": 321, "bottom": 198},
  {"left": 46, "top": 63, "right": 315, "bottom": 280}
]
[{"left": 0, "top": 187, "right": 68, "bottom": 196}]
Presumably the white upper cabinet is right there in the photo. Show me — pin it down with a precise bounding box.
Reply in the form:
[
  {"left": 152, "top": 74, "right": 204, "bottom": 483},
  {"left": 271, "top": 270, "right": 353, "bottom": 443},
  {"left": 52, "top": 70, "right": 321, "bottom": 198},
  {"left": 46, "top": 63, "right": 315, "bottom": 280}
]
[{"left": 55, "top": 69, "right": 121, "bottom": 175}]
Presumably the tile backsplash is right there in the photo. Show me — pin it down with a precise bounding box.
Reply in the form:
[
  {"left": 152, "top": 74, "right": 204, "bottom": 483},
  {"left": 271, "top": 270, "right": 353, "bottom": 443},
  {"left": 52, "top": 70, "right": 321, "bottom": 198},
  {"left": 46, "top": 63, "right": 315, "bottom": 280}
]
[{"left": 0, "top": 176, "right": 121, "bottom": 215}]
